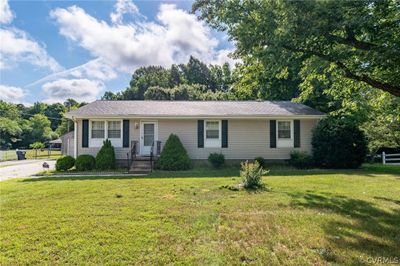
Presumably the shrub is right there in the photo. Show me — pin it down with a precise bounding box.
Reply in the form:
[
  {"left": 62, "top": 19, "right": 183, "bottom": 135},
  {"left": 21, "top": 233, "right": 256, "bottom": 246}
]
[
  {"left": 254, "top": 156, "right": 266, "bottom": 168},
  {"left": 240, "top": 161, "right": 269, "bottom": 189},
  {"left": 75, "top": 154, "right": 96, "bottom": 171},
  {"left": 289, "top": 151, "right": 314, "bottom": 169},
  {"left": 29, "top": 142, "right": 45, "bottom": 149},
  {"left": 95, "top": 139, "right": 116, "bottom": 170},
  {"left": 312, "top": 117, "right": 367, "bottom": 168},
  {"left": 208, "top": 153, "right": 225, "bottom": 168},
  {"left": 56, "top": 156, "right": 75, "bottom": 171},
  {"left": 156, "top": 134, "right": 191, "bottom": 170}
]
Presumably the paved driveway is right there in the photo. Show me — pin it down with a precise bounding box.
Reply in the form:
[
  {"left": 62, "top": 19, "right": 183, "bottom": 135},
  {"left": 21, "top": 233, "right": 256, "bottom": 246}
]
[{"left": 0, "top": 160, "right": 56, "bottom": 181}]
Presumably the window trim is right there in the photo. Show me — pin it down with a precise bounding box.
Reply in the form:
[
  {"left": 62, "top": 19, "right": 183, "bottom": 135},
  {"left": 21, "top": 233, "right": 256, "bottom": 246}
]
[
  {"left": 90, "top": 120, "right": 105, "bottom": 139},
  {"left": 88, "top": 119, "right": 123, "bottom": 148},
  {"left": 204, "top": 120, "right": 222, "bottom": 148},
  {"left": 276, "top": 120, "right": 294, "bottom": 148}
]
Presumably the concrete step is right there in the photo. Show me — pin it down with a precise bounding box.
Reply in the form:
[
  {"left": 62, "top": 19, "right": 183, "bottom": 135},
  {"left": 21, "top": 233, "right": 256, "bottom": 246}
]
[
  {"left": 129, "top": 170, "right": 150, "bottom": 174},
  {"left": 133, "top": 156, "right": 159, "bottom": 161}
]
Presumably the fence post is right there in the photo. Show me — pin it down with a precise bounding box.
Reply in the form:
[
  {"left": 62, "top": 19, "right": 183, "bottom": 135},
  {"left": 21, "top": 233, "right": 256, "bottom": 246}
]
[{"left": 382, "top": 152, "right": 386, "bottom": 165}]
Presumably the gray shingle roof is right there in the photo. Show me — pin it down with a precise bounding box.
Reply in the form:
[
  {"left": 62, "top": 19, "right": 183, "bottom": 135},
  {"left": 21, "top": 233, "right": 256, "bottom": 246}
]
[{"left": 66, "top": 100, "right": 325, "bottom": 118}]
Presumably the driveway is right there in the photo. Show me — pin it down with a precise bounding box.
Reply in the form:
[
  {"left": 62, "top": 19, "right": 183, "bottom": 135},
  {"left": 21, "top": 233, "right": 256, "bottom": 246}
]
[{"left": 0, "top": 159, "right": 56, "bottom": 181}]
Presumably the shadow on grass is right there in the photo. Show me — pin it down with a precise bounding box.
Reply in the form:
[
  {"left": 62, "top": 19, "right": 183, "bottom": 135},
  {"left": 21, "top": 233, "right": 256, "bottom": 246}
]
[
  {"left": 289, "top": 191, "right": 400, "bottom": 263},
  {"left": 22, "top": 167, "right": 240, "bottom": 182},
  {"left": 21, "top": 163, "right": 399, "bottom": 182}
]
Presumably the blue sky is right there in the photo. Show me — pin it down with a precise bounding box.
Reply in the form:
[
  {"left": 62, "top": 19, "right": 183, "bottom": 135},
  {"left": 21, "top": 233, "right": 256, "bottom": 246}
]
[{"left": 0, "top": 0, "right": 234, "bottom": 104}]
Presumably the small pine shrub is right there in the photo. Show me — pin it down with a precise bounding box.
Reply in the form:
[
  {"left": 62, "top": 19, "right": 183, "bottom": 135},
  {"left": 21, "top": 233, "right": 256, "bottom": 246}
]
[
  {"left": 56, "top": 156, "right": 75, "bottom": 171},
  {"left": 289, "top": 151, "right": 314, "bottom": 169},
  {"left": 156, "top": 134, "right": 191, "bottom": 170},
  {"left": 95, "top": 139, "right": 116, "bottom": 170},
  {"left": 208, "top": 153, "right": 225, "bottom": 168},
  {"left": 75, "top": 154, "right": 96, "bottom": 171},
  {"left": 254, "top": 156, "right": 266, "bottom": 168},
  {"left": 240, "top": 161, "right": 269, "bottom": 189},
  {"left": 312, "top": 117, "right": 367, "bottom": 168}
]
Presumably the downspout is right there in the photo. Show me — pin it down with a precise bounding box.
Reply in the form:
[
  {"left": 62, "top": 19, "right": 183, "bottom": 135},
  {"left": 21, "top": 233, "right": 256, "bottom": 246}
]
[{"left": 73, "top": 117, "right": 78, "bottom": 159}]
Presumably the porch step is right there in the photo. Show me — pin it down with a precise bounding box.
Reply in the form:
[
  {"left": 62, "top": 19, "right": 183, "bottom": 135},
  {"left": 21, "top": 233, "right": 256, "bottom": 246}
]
[
  {"left": 129, "top": 160, "right": 153, "bottom": 174},
  {"left": 134, "top": 156, "right": 159, "bottom": 161}
]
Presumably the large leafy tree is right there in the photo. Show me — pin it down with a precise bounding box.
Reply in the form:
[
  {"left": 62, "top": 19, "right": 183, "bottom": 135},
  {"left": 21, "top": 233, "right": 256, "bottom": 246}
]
[
  {"left": 0, "top": 101, "right": 22, "bottom": 148},
  {"left": 194, "top": 0, "right": 400, "bottom": 97}
]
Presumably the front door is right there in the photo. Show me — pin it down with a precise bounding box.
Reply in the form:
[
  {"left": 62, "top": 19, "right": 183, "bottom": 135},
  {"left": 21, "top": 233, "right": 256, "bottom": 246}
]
[{"left": 140, "top": 121, "right": 157, "bottom": 155}]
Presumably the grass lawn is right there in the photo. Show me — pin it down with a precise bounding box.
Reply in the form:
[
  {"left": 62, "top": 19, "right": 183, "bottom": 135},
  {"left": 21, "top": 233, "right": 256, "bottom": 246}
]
[{"left": 0, "top": 164, "right": 399, "bottom": 265}]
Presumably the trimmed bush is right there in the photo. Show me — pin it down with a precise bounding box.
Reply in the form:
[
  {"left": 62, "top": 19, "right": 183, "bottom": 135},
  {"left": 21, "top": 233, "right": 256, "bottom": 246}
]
[
  {"left": 254, "top": 156, "right": 266, "bottom": 168},
  {"left": 75, "top": 154, "right": 96, "bottom": 171},
  {"left": 289, "top": 151, "right": 313, "bottom": 169},
  {"left": 156, "top": 134, "right": 191, "bottom": 170},
  {"left": 208, "top": 153, "right": 225, "bottom": 168},
  {"left": 56, "top": 156, "right": 75, "bottom": 171},
  {"left": 95, "top": 139, "right": 116, "bottom": 170},
  {"left": 240, "top": 161, "right": 269, "bottom": 189},
  {"left": 312, "top": 117, "right": 367, "bottom": 168}
]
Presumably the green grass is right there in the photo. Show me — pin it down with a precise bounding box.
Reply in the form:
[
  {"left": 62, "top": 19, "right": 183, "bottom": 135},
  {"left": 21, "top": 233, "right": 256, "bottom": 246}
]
[{"left": 0, "top": 164, "right": 399, "bottom": 265}]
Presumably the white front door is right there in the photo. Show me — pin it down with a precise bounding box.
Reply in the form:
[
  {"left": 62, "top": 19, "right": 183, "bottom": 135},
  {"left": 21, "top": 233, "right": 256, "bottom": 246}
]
[{"left": 140, "top": 121, "right": 157, "bottom": 155}]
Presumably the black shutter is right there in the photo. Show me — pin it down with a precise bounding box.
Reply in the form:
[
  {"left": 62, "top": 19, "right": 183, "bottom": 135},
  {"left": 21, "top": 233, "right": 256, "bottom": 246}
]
[
  {"left": 198, "top": 120, "right": 204, "bottom": 148},
  {"left": 123, "top": 120, "right": 129, "bottom": 148},
  {"left": 222, "top": 120, "right": 228, "bottom": 148},
  {"left": 82, "top": 119, "right": 89, "bottom": 148},
  {"left": 294, "top": 120, "right": 300, "bottom": 148},
  {"left": 270, "top": 120, "right": 276, "bottom": 148}
]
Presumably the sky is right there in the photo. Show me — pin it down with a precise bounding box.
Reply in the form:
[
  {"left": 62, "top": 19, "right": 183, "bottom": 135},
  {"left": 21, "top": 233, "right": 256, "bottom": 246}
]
[{"left": 0, "top": 0, "right": 235, "bottom": 105}]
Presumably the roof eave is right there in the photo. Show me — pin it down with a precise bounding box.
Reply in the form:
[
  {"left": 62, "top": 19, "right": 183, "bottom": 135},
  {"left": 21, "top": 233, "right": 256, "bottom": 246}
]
[{"left": 64, "top": 114, "right": 326, "bottom": 119}]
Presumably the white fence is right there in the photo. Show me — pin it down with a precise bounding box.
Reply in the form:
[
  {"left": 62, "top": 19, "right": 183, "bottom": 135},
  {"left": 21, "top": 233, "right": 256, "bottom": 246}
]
[{"left": 382, "top": 152, "right": 400, "bottom": 165}]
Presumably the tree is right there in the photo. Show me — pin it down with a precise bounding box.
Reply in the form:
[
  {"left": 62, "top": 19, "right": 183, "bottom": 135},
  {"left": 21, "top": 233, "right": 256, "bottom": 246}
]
[
  {"left": 144, "top": 86, "right": 171, "bottom": 100},
  {"left": 183, "top": 56, "right": 214, "bottom": 90},
  {"left": 0, "top": 101, "right": 22, "bottom": 148},
  {"left": 45, "top": 103, "right": 65, "bottom": 130},
  {"left": 28, "top": 114, "right": 55, "bottom": 143},
  {"left": 122, "top": 66, "right": 171, "bottom": 100},
  {"left": 106, "top": 57, "right": 234, "bottom": 100},
  {"left": 194, "top": 0, "right": 400, "bottom": 96}
]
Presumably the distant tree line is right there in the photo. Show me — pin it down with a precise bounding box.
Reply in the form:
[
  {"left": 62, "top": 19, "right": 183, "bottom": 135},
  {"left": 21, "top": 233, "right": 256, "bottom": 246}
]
[
  {"left": 102, "top": 56, "right": 236, "bottom": 101},
  {"left": 0, "top": 99, "right": 85, "bottom": 149}
]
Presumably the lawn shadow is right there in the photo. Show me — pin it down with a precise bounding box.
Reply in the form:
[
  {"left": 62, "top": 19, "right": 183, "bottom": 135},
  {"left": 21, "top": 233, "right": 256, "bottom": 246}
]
[
  {"left": 21, "top": 175, "right": 138, "bottom": 182},
  {"left": 22, "top": 167, "right": 240, "bottom": 182},
  {"left": 288, "top": 191, "right": 400, "bottom": 263}
]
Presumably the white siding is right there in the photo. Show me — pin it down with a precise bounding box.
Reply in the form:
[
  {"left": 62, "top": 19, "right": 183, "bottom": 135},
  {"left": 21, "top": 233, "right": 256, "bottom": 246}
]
[{"left": 76, "top": 118, "right": 319, "bottom": 160}]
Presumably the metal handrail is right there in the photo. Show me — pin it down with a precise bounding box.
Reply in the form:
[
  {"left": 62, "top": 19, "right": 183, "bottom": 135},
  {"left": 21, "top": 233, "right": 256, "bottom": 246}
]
[
  {"left": 150, "top": 142, "right": 154, "bottom": 172},
  {"left": 130, "top": 140, "right": 138, "bottom": 169}
]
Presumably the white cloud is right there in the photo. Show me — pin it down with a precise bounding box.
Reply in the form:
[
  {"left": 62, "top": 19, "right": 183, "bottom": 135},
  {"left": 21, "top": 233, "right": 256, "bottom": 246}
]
[
  {"left": 0, "top": 0, "right": 14, "bottom": 24},
  {"left": 0, "top": 28, "right": 62, "bottom": 72},
  {"left": 0, "top": 0, "right": 61, "bottom": 71},
  {"left": 0, "top": 84, "right": 25, "bottom": 102},
  {"left": 50, "top": 2, "right": 232, "bottom": 73},
  {"left": 211, "top": 48, "right": 238, "bottom": 67},
  {"left": 110, "top": 0, "right": 141, "bottom": 24},
  {"left": 42, "top": 78, "right": 103, "bottom": 103},
  {"left": 26, "top": 58, "right": 117, "bottom": 88}
]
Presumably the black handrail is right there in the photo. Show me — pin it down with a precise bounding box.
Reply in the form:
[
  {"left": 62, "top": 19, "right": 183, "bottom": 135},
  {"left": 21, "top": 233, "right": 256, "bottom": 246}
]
[
  {"left": 130, "top": 140, "right": 138, "bottom": 169},
  {"left": 150, "top": 142, "right": 154, "bottom": 172}
]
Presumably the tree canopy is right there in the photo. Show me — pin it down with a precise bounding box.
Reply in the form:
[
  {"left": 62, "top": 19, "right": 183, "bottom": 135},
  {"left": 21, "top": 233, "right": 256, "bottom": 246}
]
[
  {"left": 102, "top": 56, "right": 235, "bottom": 101},
  {"left": 194, "top": 0, "right": 400, "bottom": 97}
]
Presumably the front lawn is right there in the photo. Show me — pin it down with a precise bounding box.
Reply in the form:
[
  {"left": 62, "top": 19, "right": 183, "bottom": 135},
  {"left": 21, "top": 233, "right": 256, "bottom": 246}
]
[{"left": 1, "top": 165, "right": 399, "bottom": 265}]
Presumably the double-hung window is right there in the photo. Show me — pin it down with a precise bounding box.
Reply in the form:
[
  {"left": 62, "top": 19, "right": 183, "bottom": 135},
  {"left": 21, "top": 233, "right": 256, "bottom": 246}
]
[
  {"left": 91, "top": 121, "right": 105, "bottom": 138},
  {"left": 277, "top": 120, "right": 293, "bottom": 147},
  {"left": 108, "top": 121, "right": 121, "bottom": 138},
  {"left": 205, "top": 120, "right": 221, "bottom": 147}
]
